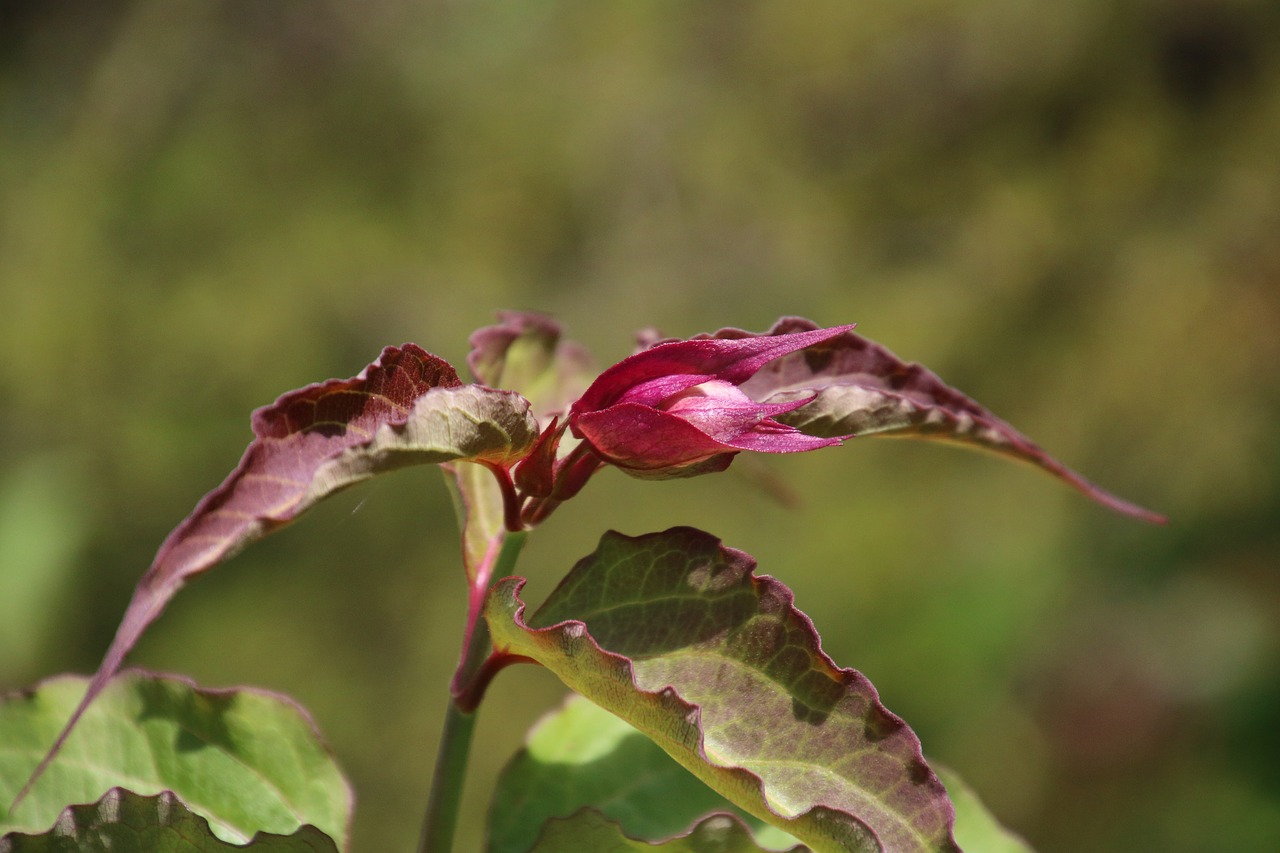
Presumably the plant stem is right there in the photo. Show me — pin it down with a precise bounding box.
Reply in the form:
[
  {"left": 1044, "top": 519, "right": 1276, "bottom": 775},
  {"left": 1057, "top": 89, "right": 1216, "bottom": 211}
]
[
  {"left": 417, "top": 699, "right": 477, "bottom": 853},
  {"left": 480, "top": 461, "right": 525, "bottom": 533},
  {"left": 418, "top": 531, "right": 527, "bottom": 853}
]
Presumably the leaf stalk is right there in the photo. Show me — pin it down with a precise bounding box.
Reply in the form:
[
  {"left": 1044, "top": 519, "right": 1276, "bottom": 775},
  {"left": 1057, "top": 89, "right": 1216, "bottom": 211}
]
[{"left": 418, "top": 530, "right": 527, "bottom": 853}]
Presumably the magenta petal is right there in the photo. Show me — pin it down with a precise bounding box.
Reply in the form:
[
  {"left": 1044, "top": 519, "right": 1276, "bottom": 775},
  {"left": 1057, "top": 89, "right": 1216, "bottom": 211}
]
[
  {"left": 574, "top": 325, "right": 855, "bottom": 413},
  {"left": 616, "top": 373, "right": 711, "bottom": 407},
  {"left": 567, "top": 324, "right": 855, "bottom": 477},
  {"left": 663, "top": 389, "right": 808, "bottom": 437},
  {"left": 573, "top": 404, "right": 739, "bottom": 471},
  {"left": 720, "top": 420, "right": 845, "bottom": 453}
]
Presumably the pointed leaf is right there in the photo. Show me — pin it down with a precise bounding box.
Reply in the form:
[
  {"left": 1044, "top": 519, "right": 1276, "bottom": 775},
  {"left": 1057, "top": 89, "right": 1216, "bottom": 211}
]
[
  {"left": 527, "top": 809, "right": 789, "bottom": 853},
  {"left": 0, "top": 788, "right": 337, "bottom": 853},
  {"left": 0, "top": 671, "right": 351, "bottom": 847},
  {"left": 468, "top": 311, "right": 595, "bottom": 425},
  {"left": 484, "top": 528, "right": 959, "bottom": 853},
  {"left": 19, "top": 344, "right": 537, "bottom": 804},
  {"left": 489, "top": 693, "right": 801, "bottom": 853},
  {"left": 699, "top": 318, "right": 1165, "bottom": 523}
]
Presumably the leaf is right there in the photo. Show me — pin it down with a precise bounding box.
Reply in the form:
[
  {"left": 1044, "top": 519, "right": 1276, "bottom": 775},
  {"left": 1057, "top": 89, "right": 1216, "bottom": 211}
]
[
  {"left": 492, "top": 699, "right": 1032, "bottom": 853},
  {"left": 468, "top": 311, "right": 595, "bottom": 426},
  {"left": 0, "top": 671, "right": 351, "bottom": 847},
  {"left": 935, "top": 767, "right": 1035, "bottom": 853},
  {"left": 488, "top": 693, "right": 802, "bottom": 853},
  {"left": 526, "top": 809, "right": 789, "bottom": 853},
  {"left": 18, "top": 343, "right": 538, "bottom": 804},
  {"left": 442, "top": 461, "right": 508, "bottom": 585},
  {"left": 484, "top": 528, "right": 960, "bottom": 853},
  {"left": 706, "top": 318, "right": 1165, "bottom": 524},
  {"left": 0, "top": 788, "right": 337, "bottom": 852}
]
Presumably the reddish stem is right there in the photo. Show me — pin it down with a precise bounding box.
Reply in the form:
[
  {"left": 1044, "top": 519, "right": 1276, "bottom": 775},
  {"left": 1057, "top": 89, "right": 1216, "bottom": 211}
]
[
  {"left": 453, "top": 651, "right": 538, "bottom": 713},
  {"left": 481, "top": 461, "right": 526, "bottom": 532}
]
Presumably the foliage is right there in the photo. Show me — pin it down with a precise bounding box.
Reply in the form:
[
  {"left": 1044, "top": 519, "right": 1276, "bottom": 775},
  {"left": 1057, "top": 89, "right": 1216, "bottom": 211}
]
[
  {"left": 5, "top": 4, "right": 1277, "bottom": 849},
  {"left": 0, "top": 789, "right": 337, "bottom": 853},
  {"left": 0, "top": 672, "right": 351, "bottom": 847},
  {"left": 2, "top": 313, "right": 1163, "bottom": 851}
]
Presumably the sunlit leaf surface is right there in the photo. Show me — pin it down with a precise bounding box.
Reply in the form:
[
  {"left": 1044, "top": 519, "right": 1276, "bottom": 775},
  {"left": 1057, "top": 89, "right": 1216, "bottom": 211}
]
[
  {"left": 490, "top": 696, "right": 1031, "bottom": 853},
  {"left": 488, "top": 693, "right": 801, "bottom": 853},
  {"left": 0, "top": 672, "right": 351, "bottom": 847},
  {"left": 485, "top": 527, "right": 959, "bottom": 853}
]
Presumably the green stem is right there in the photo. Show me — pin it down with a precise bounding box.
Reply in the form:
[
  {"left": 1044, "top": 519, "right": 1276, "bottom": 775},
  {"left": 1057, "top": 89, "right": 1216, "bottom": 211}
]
[
  {"left": 417, "top": 700, "right": 477, "bottom": 853},
  {"left": 418, "top": 531, "right": 527, "bottom": 853}
]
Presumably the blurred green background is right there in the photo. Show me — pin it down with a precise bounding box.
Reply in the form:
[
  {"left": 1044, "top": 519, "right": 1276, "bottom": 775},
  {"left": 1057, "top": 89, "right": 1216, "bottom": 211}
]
[{"left": 2, "top": 1, "right": 1278, "bottom": 851}]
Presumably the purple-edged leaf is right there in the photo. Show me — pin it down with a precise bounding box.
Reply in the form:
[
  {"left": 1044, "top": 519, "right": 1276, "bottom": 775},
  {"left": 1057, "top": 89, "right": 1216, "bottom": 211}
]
[
  {"left": 468, "top": 311, "right": 595, "bottom": 425},
  {"left": 484, "top": 528, "right": 959, "bottom": 853},
  {"left": 1, "top": 789, "right": 338, "bottom": 852},
  {"left": 18, "top": 345, "right": 538, "bottom": 804},
  {"left": 712, "top": 318, "right": 1165, "bottom": 523},
  {"left": 526, "top": 809, "right": 791, "bottom": 853}
]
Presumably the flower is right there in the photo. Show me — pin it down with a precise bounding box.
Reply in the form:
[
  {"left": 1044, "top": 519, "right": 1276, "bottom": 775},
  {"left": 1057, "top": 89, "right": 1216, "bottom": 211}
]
[{"left": 567, "top": 324, "right": 855, "bottom": 478}]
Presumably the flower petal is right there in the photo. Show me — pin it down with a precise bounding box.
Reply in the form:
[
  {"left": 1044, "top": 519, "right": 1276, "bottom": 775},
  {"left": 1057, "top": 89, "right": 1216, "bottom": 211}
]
[
  {"left": 573, "top": 404, "right": 741, "bottom": 471},
  {"left": 663, "top": 380, "right": 813, "bottom": 436},
  {"left": 573, "top": 401, "right": 844, "bottom": 474},
  {"left": 717, "top": 419, "right": 845, "bottom": 454},
  {"left": 573, "top": 325, "right": 856, "bottom": 413}
]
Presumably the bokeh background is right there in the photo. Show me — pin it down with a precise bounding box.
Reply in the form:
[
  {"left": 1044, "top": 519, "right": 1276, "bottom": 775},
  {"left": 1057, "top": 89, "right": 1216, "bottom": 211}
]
[{"left": 3, "top": 2, "right": 1278, "bottom": 851}]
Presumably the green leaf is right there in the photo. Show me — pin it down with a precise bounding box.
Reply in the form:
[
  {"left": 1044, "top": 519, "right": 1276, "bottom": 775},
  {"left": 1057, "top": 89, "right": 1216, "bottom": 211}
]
[
  {"left": 936, "top": 767, "right": 1034, "bottom": 853},
  {"left": 0, "top": 788, "right": 337, "bottom": 852},
  {"left": 19, "top": 344, "right": 538, "bottom": 803},
  {"left": 491, "top": 700, "right": 1032, "bottom": 853},
  {"left": 526, "top": 809, "right": 786, "bottom": 853},
  {"left": 1, "top": 671, "right": 351, "bottom": 848},
  {"left": 489, "top": 693, "right": 801, "bottom": 853},
  {"left": 484, "top": 528, "right": 959, "bottom": 853}
]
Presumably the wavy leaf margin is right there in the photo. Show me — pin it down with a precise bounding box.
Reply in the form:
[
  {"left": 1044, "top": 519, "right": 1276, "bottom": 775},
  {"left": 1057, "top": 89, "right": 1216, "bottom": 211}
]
[{"left": 484, "top": 527, "right": 960, "bottom": 853}]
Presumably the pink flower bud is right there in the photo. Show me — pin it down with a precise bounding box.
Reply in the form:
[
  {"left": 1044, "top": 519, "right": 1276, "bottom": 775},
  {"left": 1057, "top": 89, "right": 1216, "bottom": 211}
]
[{"left": 568, "top": 325, "right": 854, "bottom": 478}]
